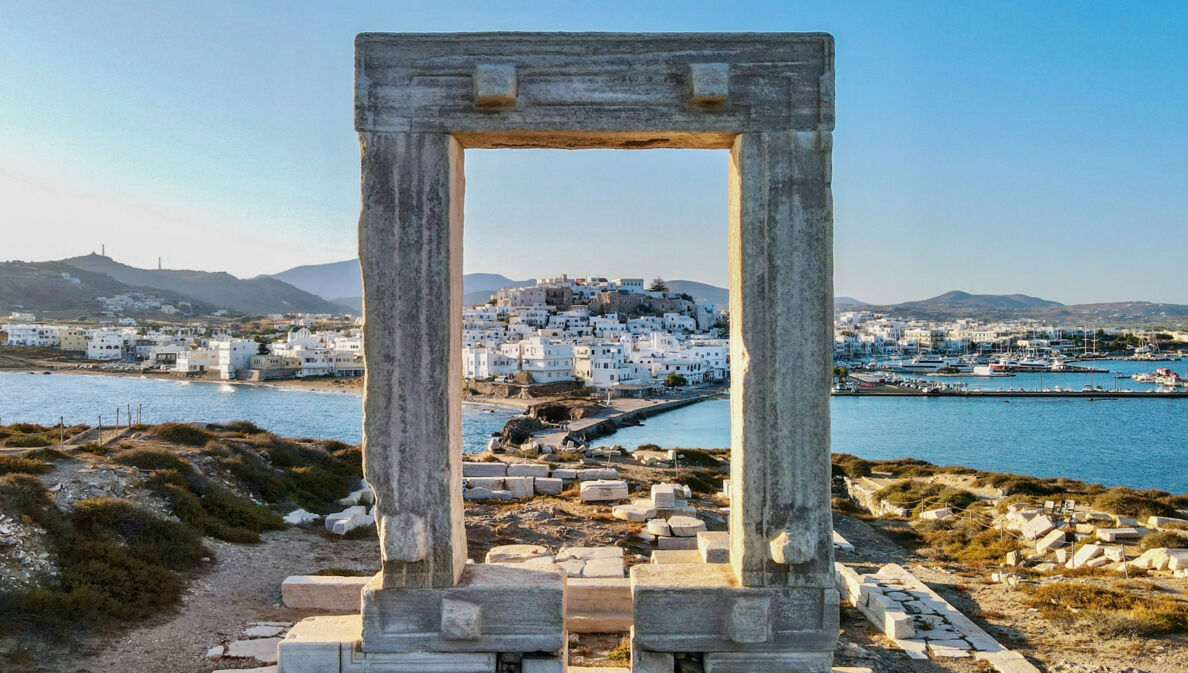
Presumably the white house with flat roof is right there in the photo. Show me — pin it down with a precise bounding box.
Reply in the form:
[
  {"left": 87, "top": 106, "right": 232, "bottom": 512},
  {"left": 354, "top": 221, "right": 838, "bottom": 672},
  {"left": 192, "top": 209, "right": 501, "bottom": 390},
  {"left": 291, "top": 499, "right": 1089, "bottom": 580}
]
[{"left": 501, "top": 337, "right": 574, "bottom": 383}]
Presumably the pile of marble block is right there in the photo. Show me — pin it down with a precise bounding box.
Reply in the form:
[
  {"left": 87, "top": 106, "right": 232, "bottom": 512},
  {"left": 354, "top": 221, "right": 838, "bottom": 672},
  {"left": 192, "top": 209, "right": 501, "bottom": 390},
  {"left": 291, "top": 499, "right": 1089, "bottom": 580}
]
[
  {"left": 836, "top": 563, "right": 1039, "bottom": 672},
  {"left": 461, "top": 460, "right": 618, "bottom": 501},
  {"left": 988, "top": 503, "right": 1188, "bottom": 574},
  {"left": 321, "top": 481, "right": 376, "bottom": 535},
  {"left": 1125, "top": 547, "right": 1188, "bottom": 576},
  {"left": 611, "top": 483, "right": 711, "bottom": 550}
]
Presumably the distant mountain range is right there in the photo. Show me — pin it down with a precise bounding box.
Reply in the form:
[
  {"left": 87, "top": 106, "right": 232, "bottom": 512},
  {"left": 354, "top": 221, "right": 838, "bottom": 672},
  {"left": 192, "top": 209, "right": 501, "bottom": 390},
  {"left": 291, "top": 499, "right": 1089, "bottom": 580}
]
[
  {"left": 4, "top": 254, "right": 1185, "bottom": 326},
  {"left": 266, "top": 259, "right": 733, "bottom": 310},
  {"left": 846, "top": 290, "right": 1188, "bottom": 324},
  {"left": 268, "top": 260, "right": 539, "bottom": 313}
]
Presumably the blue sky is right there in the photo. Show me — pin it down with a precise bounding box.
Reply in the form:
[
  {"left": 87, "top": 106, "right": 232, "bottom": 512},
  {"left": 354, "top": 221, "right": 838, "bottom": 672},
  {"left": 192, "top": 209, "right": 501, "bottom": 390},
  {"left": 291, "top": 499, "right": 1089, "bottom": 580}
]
[{"left": 1, "top": 1, "right": 1185, "bottom": 304}]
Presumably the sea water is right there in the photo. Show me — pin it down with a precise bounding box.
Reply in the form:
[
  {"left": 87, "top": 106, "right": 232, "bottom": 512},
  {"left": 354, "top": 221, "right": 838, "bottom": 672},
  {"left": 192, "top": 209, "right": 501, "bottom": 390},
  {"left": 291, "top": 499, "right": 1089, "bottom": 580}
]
[{"left": 1, "top": 366, "right": 1184, "bottom": 493}]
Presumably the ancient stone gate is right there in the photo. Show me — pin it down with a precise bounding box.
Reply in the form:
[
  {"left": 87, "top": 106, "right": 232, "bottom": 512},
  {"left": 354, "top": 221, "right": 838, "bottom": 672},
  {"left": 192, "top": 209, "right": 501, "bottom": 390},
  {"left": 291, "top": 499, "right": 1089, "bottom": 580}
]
[{"left": 280, "top": 32, "right": 837, "bottom": 673}]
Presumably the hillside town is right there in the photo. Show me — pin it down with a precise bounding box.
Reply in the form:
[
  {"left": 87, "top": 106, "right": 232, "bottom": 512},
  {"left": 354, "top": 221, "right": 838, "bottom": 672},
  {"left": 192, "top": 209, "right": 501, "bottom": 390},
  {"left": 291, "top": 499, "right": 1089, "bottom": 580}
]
[{"left": 3, "top": 276, "right": 1187, "bottom": 390}]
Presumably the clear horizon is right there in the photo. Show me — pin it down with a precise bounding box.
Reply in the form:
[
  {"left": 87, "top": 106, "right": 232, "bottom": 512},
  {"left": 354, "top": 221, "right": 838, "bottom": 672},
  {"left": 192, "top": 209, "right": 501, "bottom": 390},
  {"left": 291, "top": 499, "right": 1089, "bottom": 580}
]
[{"left": 2, "top": 2, "right": 1186, "bottom": 305}]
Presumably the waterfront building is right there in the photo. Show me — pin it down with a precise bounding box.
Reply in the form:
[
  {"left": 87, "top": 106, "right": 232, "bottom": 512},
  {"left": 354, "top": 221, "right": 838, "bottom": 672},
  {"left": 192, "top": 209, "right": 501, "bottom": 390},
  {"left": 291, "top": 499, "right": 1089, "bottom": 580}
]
[
  {"left": 461, "top": 345, "right": 518, "bottom": 379},
  {"left": 175, "top": 347, "right": 218, "bottom": 374},
  {"left": 3, "top": 324, "right": 62, "bottom": 347},
  {"left": 58, "top": 328, "right": 90, "bottom": 351},
  {"left": 213, "top": 339, "right": 259, "bottom": 380}
]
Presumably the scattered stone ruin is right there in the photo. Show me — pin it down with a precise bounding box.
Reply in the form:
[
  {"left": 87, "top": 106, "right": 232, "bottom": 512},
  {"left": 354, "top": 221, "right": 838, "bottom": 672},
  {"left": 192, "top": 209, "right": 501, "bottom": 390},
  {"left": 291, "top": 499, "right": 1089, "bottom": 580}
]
[{"left": 279, "top": 31, "right": 837, "bottom": 673}]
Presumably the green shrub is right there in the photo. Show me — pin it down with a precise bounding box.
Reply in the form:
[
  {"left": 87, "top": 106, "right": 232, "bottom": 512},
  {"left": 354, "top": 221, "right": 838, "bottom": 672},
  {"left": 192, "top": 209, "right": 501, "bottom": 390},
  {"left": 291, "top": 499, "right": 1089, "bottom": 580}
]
[
  {"left": 914, "top": 518, "right": 1021, "bottom": 564},
  {"left": 673, "top": 468, "right": 721, "bottom": 496},
  {"left": 70, "top": 498, "right": 206, "bottom": 569},
  {"left": 0, "top": 456, "right": 53, "bottom": 476},
  {"left": 0, "top": 489, "right": 208, "bottom": 634},
  {"left": 1138, "top": 530, "right": 1188, "bottom": 551},
  {"left": 210, "top": 420, "right": 266, "bottom": 435},
  {"left": 1093, "top": 490, "right": 1178, "bottom": 519},
  {"left": 112, "top": 448, "right": 189, "bottom": 472},
  {"left": 874, "top": 480, "right": 977, "bottom": 515},
  {"left": 832, "top": 453, "right": 874, "bottom": 478},
  {"left": 149, "top": 423, "right": 215, "bottom": 447},
  {"left": 76, "top": 443, "right": 109, "bottom": 456},
  {"left": 2, "top": 435, "right": 51, "bottom": 448},
  {"left": 313, "top": 567, "right": 374, "bottom": 576},
  {"left": 832, "top": 496, "right": 862, "bottom": 514},
  {"left": 146, "top": 469, "right": 282, "bottom": 544},
  {"left": 673, "top": 449, "right": 723, "bottom": 469},
  {"left": 23, "top": 448, "right": 72, "bottom": 462}
]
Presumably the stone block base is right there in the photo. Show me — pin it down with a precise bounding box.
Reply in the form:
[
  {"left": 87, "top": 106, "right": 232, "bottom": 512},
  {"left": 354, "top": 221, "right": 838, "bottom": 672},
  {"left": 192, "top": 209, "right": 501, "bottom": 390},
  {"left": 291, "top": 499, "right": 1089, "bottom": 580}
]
[
  {"left": 280, "top": 615, "right": 567, "bottom": 673},
  {"left": 282, "top": 574, "right": 373, "bottom": 612},
  {"left": 567, "top": 577, "right": 632, "bottom": 633},
  {"left": 362, "top": 564, "right": 566, "bottom": 654},
  {"left": 630, "top": 564, "right": 836, "bottom": 666}
]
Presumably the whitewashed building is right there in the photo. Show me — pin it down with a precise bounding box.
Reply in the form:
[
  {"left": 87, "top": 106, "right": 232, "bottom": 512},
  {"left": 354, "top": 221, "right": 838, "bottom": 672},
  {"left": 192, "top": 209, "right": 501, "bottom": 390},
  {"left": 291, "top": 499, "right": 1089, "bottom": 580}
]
[
  {"left": 502, "top": 337, "right": 574, "bottom": 383},
  {"left": 214, "top": 339, "right": 259, "bottom": 380},
  {"left": 462, "top": 346, "right": 518, "bottom": 379},
  {"left": 86, "top": 331, "right": 127, "bottom": 360}
]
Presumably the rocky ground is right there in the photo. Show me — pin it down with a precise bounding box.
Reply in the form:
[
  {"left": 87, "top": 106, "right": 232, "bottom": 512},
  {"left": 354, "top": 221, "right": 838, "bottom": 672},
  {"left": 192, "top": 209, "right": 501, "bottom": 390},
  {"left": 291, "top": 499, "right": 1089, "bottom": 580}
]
[{"left": 1, "top": 427, "right": 1185, "bottom": 672}]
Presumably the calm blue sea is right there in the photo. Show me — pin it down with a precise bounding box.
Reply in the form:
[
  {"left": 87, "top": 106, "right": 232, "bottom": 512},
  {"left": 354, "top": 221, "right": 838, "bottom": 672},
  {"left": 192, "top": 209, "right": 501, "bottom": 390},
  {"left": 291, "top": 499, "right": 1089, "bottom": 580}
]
[
  {"left": 1, "top": 363, "right": 1185, "bottom": 493},
  {"left": 0, "top": 372, "right": 511, "bottom": 454}
]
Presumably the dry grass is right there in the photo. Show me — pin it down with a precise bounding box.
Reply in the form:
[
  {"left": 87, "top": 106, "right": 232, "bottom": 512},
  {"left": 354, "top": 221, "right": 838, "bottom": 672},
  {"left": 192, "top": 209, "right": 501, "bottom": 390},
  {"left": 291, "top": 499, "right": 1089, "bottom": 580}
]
[{"left": 1024, "top": 581, "right": 1188, "bottom": 636}]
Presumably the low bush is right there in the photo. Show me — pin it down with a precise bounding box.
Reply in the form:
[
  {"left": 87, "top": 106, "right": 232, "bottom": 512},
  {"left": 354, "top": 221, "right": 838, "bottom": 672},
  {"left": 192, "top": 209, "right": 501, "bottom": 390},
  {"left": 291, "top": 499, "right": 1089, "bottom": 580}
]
[
  {"left": 0, "top": 479, "right": 208, "bottom": 635},
  {"left": 832, "top": 453, "right": 873, "bottom": 478},
  {"left": 112, "top": 448, "right": 189, "bottom": 472},
  {"left": 313, "top": 567, "right": 373, "bottom": 576},
  {"left": 914, "top": 518, "right": 1022, "bottom": 564},
  {"left": 874, "top": 480, "right": 977, "bottom": 515},
  {"left": 1138, "top": 530, "right": 1188, "bottom": 551},
  {"left": 23, "top": 448, "right": 72, "bottom": 462},
  {"left": 149, "top": 423, "right": 215, "bottom": 447},
  {"left": 832, "top": 496, "right": 862, "bottom": 514},
  {"left": 1025, "top": 581, "right": 1188, "bottom": 636},
  {"left": 673, "top": 468, "right": 722, "bottom": 496},
  {"left": 674, "top": 449, "right": 723, "bottom": 469},
  {"left": 75, "top": 443, "right": 109, "bottom": 456},
  {"left": 210, "top": 420, "right": 266, "bottom": 435},
  {"left": 1093, "top": 489, "right": 1179, "bottom": 519},
  {"left": 146, "top": 468, "right": 283, "bottom": 544},
  {"left": 2, "top": 434, "right": 51, "bottom": 448},
  {"left": 0, "top": 456, "right": 53, "bottom": 476}
]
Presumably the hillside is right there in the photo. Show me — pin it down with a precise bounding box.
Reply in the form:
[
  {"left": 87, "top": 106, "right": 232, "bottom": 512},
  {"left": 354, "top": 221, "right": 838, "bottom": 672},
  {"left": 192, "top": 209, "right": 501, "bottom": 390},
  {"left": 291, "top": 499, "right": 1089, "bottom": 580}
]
[
  {"left": 62, "top": 254, "right": 346, "bottom": 315},
  {"left": 0, "top": 260, "right": 214, "bottom": 317}
]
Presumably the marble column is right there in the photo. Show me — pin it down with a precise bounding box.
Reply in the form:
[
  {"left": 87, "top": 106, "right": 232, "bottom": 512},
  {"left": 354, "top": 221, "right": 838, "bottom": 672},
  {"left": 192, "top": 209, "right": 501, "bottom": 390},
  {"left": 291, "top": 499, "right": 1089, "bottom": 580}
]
[
  {"left": 358, "top": 131, "right": 468, "bottom": 589},
  {"left": 727, "top": 129, "right": 835, "bottom": 589}
]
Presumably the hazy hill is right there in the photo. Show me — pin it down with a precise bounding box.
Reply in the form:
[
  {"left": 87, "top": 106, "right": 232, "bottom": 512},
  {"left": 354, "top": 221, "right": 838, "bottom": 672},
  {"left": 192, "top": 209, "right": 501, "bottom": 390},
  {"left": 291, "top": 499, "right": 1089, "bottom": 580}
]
[
  {"left": 834, "top": 296, "right": 867, "bottom": 306},
  {"left": 665, "top": 280, "right": 728, "bottom": 305},
  {"left": 263, "top": 260, "right": 361, "bottom": 302},
  {"left": 62, "top": 254, "right": 345, "bottom": 315},
  {"left": 267, "top": 260, "right": 539, "bottom": 311},
  {"left": 892, "top": 290, "right": 1062, "bottom": 312},
  {"left": 847, "top": 291, "right": 1188, "bottom": 325}
]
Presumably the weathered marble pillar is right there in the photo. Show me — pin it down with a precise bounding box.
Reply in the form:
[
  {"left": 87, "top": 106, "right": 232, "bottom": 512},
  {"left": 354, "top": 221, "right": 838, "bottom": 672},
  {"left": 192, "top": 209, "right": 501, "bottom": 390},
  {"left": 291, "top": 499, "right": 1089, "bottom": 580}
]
[
  {"left": 728, "top": 129, "right": 835, "bottom": 589},
  {"left": 359, "top": 131, "right": 468, "bottom": 589}
]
